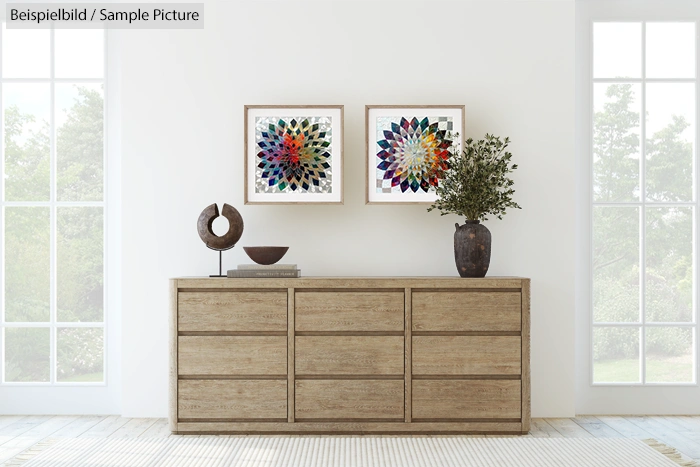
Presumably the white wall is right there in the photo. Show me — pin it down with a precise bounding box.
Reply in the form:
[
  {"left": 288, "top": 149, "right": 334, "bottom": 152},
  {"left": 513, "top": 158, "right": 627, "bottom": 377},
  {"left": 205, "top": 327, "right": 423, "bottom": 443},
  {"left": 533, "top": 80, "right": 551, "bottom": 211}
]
[{"left": 120, "top": 0, "right": 575, "bottom": 417}]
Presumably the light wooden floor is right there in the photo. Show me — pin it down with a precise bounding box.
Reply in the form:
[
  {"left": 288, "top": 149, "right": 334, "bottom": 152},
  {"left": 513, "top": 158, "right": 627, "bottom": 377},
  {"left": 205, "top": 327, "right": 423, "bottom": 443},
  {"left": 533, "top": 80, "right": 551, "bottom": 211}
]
[{"left": 0, "top": 416, "right": 699, "bottom": 464}]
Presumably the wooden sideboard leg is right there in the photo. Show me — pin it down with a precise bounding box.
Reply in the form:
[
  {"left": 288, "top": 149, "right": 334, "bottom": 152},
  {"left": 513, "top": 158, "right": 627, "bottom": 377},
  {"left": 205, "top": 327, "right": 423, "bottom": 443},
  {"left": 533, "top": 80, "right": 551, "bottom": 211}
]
[
  {"left": 521, "top": 278, "right": 531, "bottom": 433},
  {"left": 288, "top": 287, "right": 295, "bottom": 423},
  {"left": 405, "top": 287, "right": 412, "bottom": 423},
  {"left": 169, "top": 279, "right": 179, "bottom": 433}
]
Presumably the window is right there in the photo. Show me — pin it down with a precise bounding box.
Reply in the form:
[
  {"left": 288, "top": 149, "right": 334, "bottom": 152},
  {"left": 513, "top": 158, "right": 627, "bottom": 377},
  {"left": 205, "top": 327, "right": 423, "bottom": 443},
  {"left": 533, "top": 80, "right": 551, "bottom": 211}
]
[
  {"left": 591, "top": 22, "right": 697, "bottom": 384},
  {"left": 1, "top": 26, "right": 106, "bottom": 384}
]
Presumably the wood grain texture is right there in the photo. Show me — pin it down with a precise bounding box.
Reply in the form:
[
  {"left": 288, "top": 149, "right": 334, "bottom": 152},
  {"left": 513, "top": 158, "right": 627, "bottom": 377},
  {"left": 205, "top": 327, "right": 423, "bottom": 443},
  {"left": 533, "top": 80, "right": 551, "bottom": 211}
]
[
  {"left": 175, "top": 277, "right": 526, "bottom": 290},
  {"left": 413, "top": 336, "right": 521, "bottom": 375},
  {"left": 521, "top": 278, "right": 531, "bottom": 432},
  {"left": 295, "top": 292, "right": 404, "bottom": 331},
  {"left": 287, "top": 288, "right": 295, "bottom": 423},
  {"left": 170, "top": 277, "right": 531, "bottom": 435},
  {"left": 169, "top": 280, "right": 178, "bottom": 431},
  {"left": 108, "top": 418, "right": 157, "bottom": 438},
  {"left": 546, "top": 418, "right": 595, "bottom": 438},
  {"left": 572, "top": 416, "right": 625, "bottom": 438},
  {"left": 79, "top": 416, "right": 130, "bottom": 438},
  {"left": 51, "top": 416, "right": 106, "bottom": 438},
  {"left": 626, "top": 417, "right": 700, "bottom": 459},
  {"left": 405, "top": 288, "right": 412, "bottom": 423},
  {"left": 295, "top": 380, "right": 404, "bottom": 419},
  {"left": 412, "top": 291, "right": 521, "bottom": 332},
  {"left": 175, "top": 420, "right": 522, "bottom": 434},
  {"left": 140, "top": 419, "right": 173, "bottom": 438},
  {"left": 296, "top": 336, "right": 404, "bottom": 375},
  {"left": 412, "top": 380, "right": 521, "bottom": 419},
  {"left": 178, "top": 380, "right": 287, "bottom": 419},
  {"left": 178, "top": 336, "right": 286, "bottom": 376},
  {"left": 0, "top": 416, "right": 76, "bottom": 462},
  {"left": 178, "top": 291, "right": 287, "bottom": 332}
]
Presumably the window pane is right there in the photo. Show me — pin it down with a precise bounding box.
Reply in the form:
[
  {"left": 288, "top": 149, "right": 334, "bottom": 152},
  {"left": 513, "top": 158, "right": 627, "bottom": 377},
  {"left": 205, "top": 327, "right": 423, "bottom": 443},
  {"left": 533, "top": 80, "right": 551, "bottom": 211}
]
[
  {"left": 646, "top": 207, "right": 693, "bottom": 323},
  {"left": 594, "top": 23, "right": 642, "bottom": 79},
  {"left": 57, "top": 207, "right": 104, "bottom": 322},
  {"left": 593, "top": 83, "right": 641, "bottom": 202},
  {"left": 646, "top": 327, "right": 694, "bottom": 383},
  {"left": 593, "top": 207, "right": 640, "bottom": 323},
  {"left": 57, "top": 327, "right": 104, "bottom": 382},
  {"left": 55, "top": 30, "right": 104, "bottom": 78},
  {"left": 4, "top": 327, "right": 50, "bottom": 382},
  {"left": 646, "top": 83, "right": 695, "bottom": 202},
  {"left": 593, "top": 327, "right": 640, "bottom": 383},
  {"left": 646, "top": 23, "right": 695, "bottom": 79},
  {"left": 3, "top": 84, "right": 51, "bottom": 202},
  {"left": 4, "top": 207, "right": 50, "bottom": 322},
  {"left": 1, "top": 25, "right": 50, "bottom": 78},
  {"left": 56, "top": 84, "right": 104, "bottom": 202}
]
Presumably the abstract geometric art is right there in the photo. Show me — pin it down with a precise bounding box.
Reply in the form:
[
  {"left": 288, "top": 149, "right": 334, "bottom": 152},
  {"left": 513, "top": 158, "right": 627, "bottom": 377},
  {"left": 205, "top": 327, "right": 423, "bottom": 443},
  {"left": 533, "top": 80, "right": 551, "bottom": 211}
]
[
  {"left": 366, "top": 106, "right": 464, "bottom": 204},
  {"left": 245, "top": 106, "right": 343, "bottom": 204},
  {"left": 255, "top": 116, "right": 333, "bottom": 194},
  {"left": 375, "top": 116, "right": 453, "bottom": 194}
]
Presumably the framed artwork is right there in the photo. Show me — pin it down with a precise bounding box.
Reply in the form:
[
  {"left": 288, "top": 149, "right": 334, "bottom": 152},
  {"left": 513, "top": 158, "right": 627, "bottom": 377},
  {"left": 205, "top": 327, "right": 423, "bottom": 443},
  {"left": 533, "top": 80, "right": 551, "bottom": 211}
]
[
  {"left": 244, "top": 105, "right": 344, "bottom": 204},
  {"left": 365, "top": 105, "right": 465, "bottom": 204}
]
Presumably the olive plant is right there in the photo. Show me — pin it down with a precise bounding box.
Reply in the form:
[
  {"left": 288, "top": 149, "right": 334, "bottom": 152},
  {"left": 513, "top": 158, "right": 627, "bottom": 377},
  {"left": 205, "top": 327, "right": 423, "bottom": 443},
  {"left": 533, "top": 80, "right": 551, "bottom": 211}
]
[{"left": 428, "top": 134, "right": 521, "bottom": 222}]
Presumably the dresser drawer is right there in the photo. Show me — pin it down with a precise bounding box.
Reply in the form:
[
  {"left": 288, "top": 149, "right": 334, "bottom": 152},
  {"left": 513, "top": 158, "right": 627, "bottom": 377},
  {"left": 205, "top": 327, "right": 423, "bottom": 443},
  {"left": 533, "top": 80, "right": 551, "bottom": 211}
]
[
  {"left": 413, "top": 380, "right": 521, "bottom": 419},
  {"left": 178, "top": 291, "right": 287, "bottom": 332},
  {"left": 178, "top": 336, "right": 286, "bottom": 376},
  {"left": 296, "top": 336, "right": 403, "bottom": 375},
  {"left": 412, "top": 291, "right": 521, "bottom": 332},
  {"left": 178, "top": 380, "right": 287, "bottom": 420},
  {"left": 296, "top": 292, "right": 404, "bottom": 332},
  {"left": 413, "top": 336, "right": 521, "bottom": 375},
  {"left": 295, "top": 380, "right": 404, "bottom": 420}
]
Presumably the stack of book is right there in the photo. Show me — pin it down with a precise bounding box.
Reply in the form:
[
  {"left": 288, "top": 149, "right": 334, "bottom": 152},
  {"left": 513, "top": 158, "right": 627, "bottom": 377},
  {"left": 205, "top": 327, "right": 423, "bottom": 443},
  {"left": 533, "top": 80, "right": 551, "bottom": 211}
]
[{"left": 227, "top": 264, "right": 301, "bottom": 278}]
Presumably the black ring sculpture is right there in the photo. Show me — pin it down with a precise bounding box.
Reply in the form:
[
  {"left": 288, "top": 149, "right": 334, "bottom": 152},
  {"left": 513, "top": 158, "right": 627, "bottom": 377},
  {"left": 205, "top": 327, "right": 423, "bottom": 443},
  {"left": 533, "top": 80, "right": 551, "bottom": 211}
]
[{"left": 197, "top": 203, "right": 244, "bottom": 276}]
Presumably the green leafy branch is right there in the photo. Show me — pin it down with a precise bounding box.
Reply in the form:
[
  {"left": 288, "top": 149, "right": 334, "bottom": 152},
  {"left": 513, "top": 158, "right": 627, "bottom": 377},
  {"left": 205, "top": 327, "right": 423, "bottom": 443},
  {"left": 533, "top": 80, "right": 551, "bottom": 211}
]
[{"left": 428, "top": 133, "right": 521, "bottom": 222}]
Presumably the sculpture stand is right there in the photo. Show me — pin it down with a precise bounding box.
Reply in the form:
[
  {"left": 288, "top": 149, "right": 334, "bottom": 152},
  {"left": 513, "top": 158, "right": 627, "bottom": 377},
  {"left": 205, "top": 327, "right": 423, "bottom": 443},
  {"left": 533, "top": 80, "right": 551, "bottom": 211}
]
[
  {"left": 208, "top": 245, "right": 234, "bottom": 278},
  {"left": 210, "top": 251, "right": 224, "bottom": 277}
]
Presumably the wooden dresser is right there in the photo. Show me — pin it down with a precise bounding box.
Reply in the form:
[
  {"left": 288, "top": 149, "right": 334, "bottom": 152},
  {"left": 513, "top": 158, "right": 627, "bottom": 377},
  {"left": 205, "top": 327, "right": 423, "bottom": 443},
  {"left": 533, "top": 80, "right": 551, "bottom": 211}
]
[{"left": 170, "top": 277, "right": 530, "bottom": 434}]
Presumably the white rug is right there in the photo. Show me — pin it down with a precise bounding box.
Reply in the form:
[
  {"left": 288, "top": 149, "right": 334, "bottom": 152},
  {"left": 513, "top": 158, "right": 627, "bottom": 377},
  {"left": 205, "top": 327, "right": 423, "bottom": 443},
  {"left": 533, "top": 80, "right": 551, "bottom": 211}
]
[{"left": 4, "top": 436, "right": 697, "bottom": 467}]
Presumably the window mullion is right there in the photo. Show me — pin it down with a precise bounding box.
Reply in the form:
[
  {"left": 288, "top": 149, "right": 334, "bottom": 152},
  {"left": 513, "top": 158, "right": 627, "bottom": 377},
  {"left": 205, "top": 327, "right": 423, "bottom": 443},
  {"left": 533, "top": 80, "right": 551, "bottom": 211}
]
[
  {"left": 589, "top": 18, "right": 595, "bottom": 387},
  {"left": 640, "top": 21, "right": 647, "bottom": 385},
  {"left": 695, "top": 19, "right": 700, "bottom": 385},
  {"left": 0, "top": 19, "right": 5, "bottom": 385},
  {"left": 102, "top": 29, "right": 109, "bottom": 386},
  {"left": 594, "top": 322, "right": 696, "bottom": 327},
  {"left": 49, "top": 27, "right": 56, "bottom": 385}
]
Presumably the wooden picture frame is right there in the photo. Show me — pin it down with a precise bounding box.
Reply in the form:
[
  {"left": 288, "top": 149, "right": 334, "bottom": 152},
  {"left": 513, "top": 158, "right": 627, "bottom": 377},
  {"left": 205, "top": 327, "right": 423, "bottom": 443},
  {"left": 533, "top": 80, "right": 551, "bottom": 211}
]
[
  {"left": 244, "top": 105, "right": 344, "bottom": 204},
  {"left": 365, "top": 105, "right": 465, "bottom": 204}
]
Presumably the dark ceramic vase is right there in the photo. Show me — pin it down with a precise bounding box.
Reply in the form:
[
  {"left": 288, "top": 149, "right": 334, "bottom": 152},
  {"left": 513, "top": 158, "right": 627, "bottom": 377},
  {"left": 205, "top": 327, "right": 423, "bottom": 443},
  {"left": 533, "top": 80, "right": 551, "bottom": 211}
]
[{"left": 454, "top": 221, "right": 491, "bottom": 278}]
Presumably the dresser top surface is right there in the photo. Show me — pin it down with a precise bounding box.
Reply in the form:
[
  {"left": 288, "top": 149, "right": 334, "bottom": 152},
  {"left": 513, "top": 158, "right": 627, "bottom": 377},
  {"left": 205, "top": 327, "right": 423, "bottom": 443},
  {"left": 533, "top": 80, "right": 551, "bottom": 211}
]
[{"left": 172, "top": 276, "right": 530, "bottom": 289}]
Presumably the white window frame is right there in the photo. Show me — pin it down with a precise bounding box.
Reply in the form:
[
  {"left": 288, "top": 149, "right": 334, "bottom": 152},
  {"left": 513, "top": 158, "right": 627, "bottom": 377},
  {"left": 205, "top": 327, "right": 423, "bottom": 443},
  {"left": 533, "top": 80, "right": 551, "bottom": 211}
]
[
  {"left": 577, "top": 0, "right": 700, "bottom": 415},
  {"left": 0, "top": 26, "right": 108, "bottom": 386},
  {"left": 590, "top": 20, "right": 698, "bottom": 387},
  {"left": 0, "top": 22, "right": 121, "bottom": 415}
]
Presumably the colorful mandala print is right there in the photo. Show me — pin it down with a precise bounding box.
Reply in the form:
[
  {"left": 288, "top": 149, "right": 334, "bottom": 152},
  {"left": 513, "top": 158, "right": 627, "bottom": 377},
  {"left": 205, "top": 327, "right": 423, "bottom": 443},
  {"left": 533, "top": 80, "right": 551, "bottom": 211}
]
[
  {"left": 375, "top": 116, "right": 453, "bottom": 194},
  {"left": 255, "top": 117, "right": 332, "bottom": 193}
]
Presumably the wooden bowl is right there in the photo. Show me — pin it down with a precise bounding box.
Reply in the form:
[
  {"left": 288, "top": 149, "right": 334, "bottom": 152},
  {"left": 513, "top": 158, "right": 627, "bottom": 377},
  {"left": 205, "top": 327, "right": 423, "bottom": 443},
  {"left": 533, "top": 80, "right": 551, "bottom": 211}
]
[{"left": 243, "top": 246, "right": 289, "bottom": 265}]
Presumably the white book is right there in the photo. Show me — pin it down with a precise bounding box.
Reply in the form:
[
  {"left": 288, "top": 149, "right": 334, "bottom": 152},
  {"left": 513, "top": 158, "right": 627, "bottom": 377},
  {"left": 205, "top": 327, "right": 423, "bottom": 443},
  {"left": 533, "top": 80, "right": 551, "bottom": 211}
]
[
  {"left": 227, "top": 269, "right": 301, "bottom": 278},
  {"left": 237, "top": 264, "right": 297, "bottom": 270}
]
